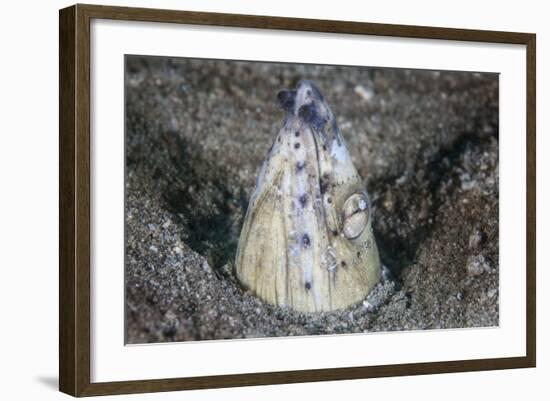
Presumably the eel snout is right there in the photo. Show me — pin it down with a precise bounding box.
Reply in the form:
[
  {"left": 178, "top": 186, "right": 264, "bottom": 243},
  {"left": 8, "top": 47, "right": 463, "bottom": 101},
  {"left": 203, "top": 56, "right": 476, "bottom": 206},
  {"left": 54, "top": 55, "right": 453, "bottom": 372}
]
[{"left": 278, "top": 80, "right": 332, "bottom": 132}]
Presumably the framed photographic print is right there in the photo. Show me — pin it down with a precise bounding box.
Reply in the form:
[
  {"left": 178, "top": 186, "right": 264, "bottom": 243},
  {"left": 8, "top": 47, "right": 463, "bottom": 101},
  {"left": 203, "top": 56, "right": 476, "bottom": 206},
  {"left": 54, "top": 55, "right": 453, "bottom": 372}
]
[{"left": 59, "top": 3, "right": 536, "bottom": 397}]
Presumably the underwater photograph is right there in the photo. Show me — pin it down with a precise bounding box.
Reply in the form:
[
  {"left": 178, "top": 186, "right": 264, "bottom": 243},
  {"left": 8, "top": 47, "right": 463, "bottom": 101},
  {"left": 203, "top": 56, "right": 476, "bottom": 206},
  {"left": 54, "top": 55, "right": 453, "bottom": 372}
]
[{"left": 124, "top": 56, "right": 499, "bottom": 344}]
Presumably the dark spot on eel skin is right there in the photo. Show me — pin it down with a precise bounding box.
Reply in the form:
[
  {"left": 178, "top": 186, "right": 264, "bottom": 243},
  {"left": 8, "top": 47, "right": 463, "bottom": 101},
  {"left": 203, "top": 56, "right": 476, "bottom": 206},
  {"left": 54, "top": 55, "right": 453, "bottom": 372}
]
[
  {"left": 331, "top": 229, "right": 338, "bottom": 236},
  {"left": 302, "top": 234, "right": 311, "bottom": 247},
  {"left": 357, "top": 251, "right": 361, "bottom": 257},
  {"left": 341, "top": 261, "right": 347, "bottom": 267},
  {"left": 320, "top": 173, "right": 330, "bottom": 194},
  {"left": 298, "top": 103, "right": 327, "bottom": 131},
  {"left": 299, "top": 194, "right": 308, "bottom": 207},
  {"left": 277, "top": 89, "right": 296, "bottom": 113},
  {"left": 294, "top": 143, "right": 301, "bottom": 149},
  {"left": 305, "top": 282, "right": 311, "bottom": 290},
  {"left": 326, "top": 197, "right": 332, "bottom": 204},
  {"left": 296, "top": 161, "right": 306, "bottom": 172},
  {"left": 295, "top": 131, "right": 300, "bottom": 137},
  {"left": 278, "top": 136, "right": 281, "bottom": 143},
  {"left": 323, "top": 144, "right": 327, "bottom": 151}
]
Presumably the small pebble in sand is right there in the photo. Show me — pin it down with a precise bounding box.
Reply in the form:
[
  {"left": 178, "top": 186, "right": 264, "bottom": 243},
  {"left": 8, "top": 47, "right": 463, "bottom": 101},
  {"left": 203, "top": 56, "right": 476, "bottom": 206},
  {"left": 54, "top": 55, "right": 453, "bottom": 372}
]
[
  {"left": 354, "top": 84, "right": 375, "bottom": 101},
  {"left": 468, "top": 229, "right": 483, "bottom": 249},
  {"left": 395, "top": 174, "right": 408, "bottom": 185},
  {"left": 362, "top": 300, "right": 375, "bottom": 312},
  {"left": 460, "top": 173, "right": 477, "bottom": 191},
  {"left": 200, "top": 261, "right": 211, "bottom": 272},
  {"left": 382, "top": 190, "right": 394, "bottom": 211},
  {"left": 466, "top": 254, "right": 490, "bottom": 276}
]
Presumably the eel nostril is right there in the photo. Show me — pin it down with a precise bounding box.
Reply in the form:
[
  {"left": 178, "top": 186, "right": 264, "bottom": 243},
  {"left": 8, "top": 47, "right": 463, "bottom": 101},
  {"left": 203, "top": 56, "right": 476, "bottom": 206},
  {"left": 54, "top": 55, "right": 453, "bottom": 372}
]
[{"left": 277, "top": 89, "right": 296, "bottom": 112}]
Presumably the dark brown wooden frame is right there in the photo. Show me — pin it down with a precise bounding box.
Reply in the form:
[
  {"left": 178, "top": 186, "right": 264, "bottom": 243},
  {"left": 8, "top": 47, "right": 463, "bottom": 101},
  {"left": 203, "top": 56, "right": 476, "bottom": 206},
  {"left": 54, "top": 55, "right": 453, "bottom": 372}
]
[{"left": 59, "top": 3, "right": 536, "bottom": 397}]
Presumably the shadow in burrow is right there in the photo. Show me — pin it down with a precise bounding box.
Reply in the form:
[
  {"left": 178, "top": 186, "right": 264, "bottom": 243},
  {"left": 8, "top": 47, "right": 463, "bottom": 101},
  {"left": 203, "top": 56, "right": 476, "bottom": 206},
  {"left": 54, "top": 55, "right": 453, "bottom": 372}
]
[
  {"left": 161, "top": 133, "right": 248, "bottom": 273},
  {"left": 370, "top": 126, "right": 498, "bottom": 284},
  {"left": 159, "top": 126, "right": 497, "bottom": 287}
]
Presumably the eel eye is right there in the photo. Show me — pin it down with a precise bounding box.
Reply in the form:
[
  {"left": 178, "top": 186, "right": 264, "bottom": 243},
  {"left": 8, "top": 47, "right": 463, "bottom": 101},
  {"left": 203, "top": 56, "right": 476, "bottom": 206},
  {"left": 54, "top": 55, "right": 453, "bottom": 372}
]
[{"left": 342, "top": 193, "right": 369, "bottom": 239}]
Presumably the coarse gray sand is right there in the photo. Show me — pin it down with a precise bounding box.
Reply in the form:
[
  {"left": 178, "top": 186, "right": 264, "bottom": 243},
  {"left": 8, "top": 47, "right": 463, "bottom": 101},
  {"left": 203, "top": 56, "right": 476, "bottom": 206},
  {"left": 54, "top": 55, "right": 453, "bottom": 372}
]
[{"left": 125, "top": 56, "right": 499, "bottom": 343}]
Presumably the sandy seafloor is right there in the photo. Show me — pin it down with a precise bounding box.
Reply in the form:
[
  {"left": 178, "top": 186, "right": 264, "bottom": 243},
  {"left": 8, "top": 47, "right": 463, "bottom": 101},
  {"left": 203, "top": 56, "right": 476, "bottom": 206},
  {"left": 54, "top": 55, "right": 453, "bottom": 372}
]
[{"left": 124, "top": 56, "right": 499, "bottom": 344}]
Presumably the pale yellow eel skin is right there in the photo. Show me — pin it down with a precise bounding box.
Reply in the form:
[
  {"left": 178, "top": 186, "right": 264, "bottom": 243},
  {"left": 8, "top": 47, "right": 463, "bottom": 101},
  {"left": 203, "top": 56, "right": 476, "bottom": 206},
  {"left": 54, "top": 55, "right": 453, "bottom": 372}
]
[{"left": 236, "top": 80, "right": 381, "bottom": 312}]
